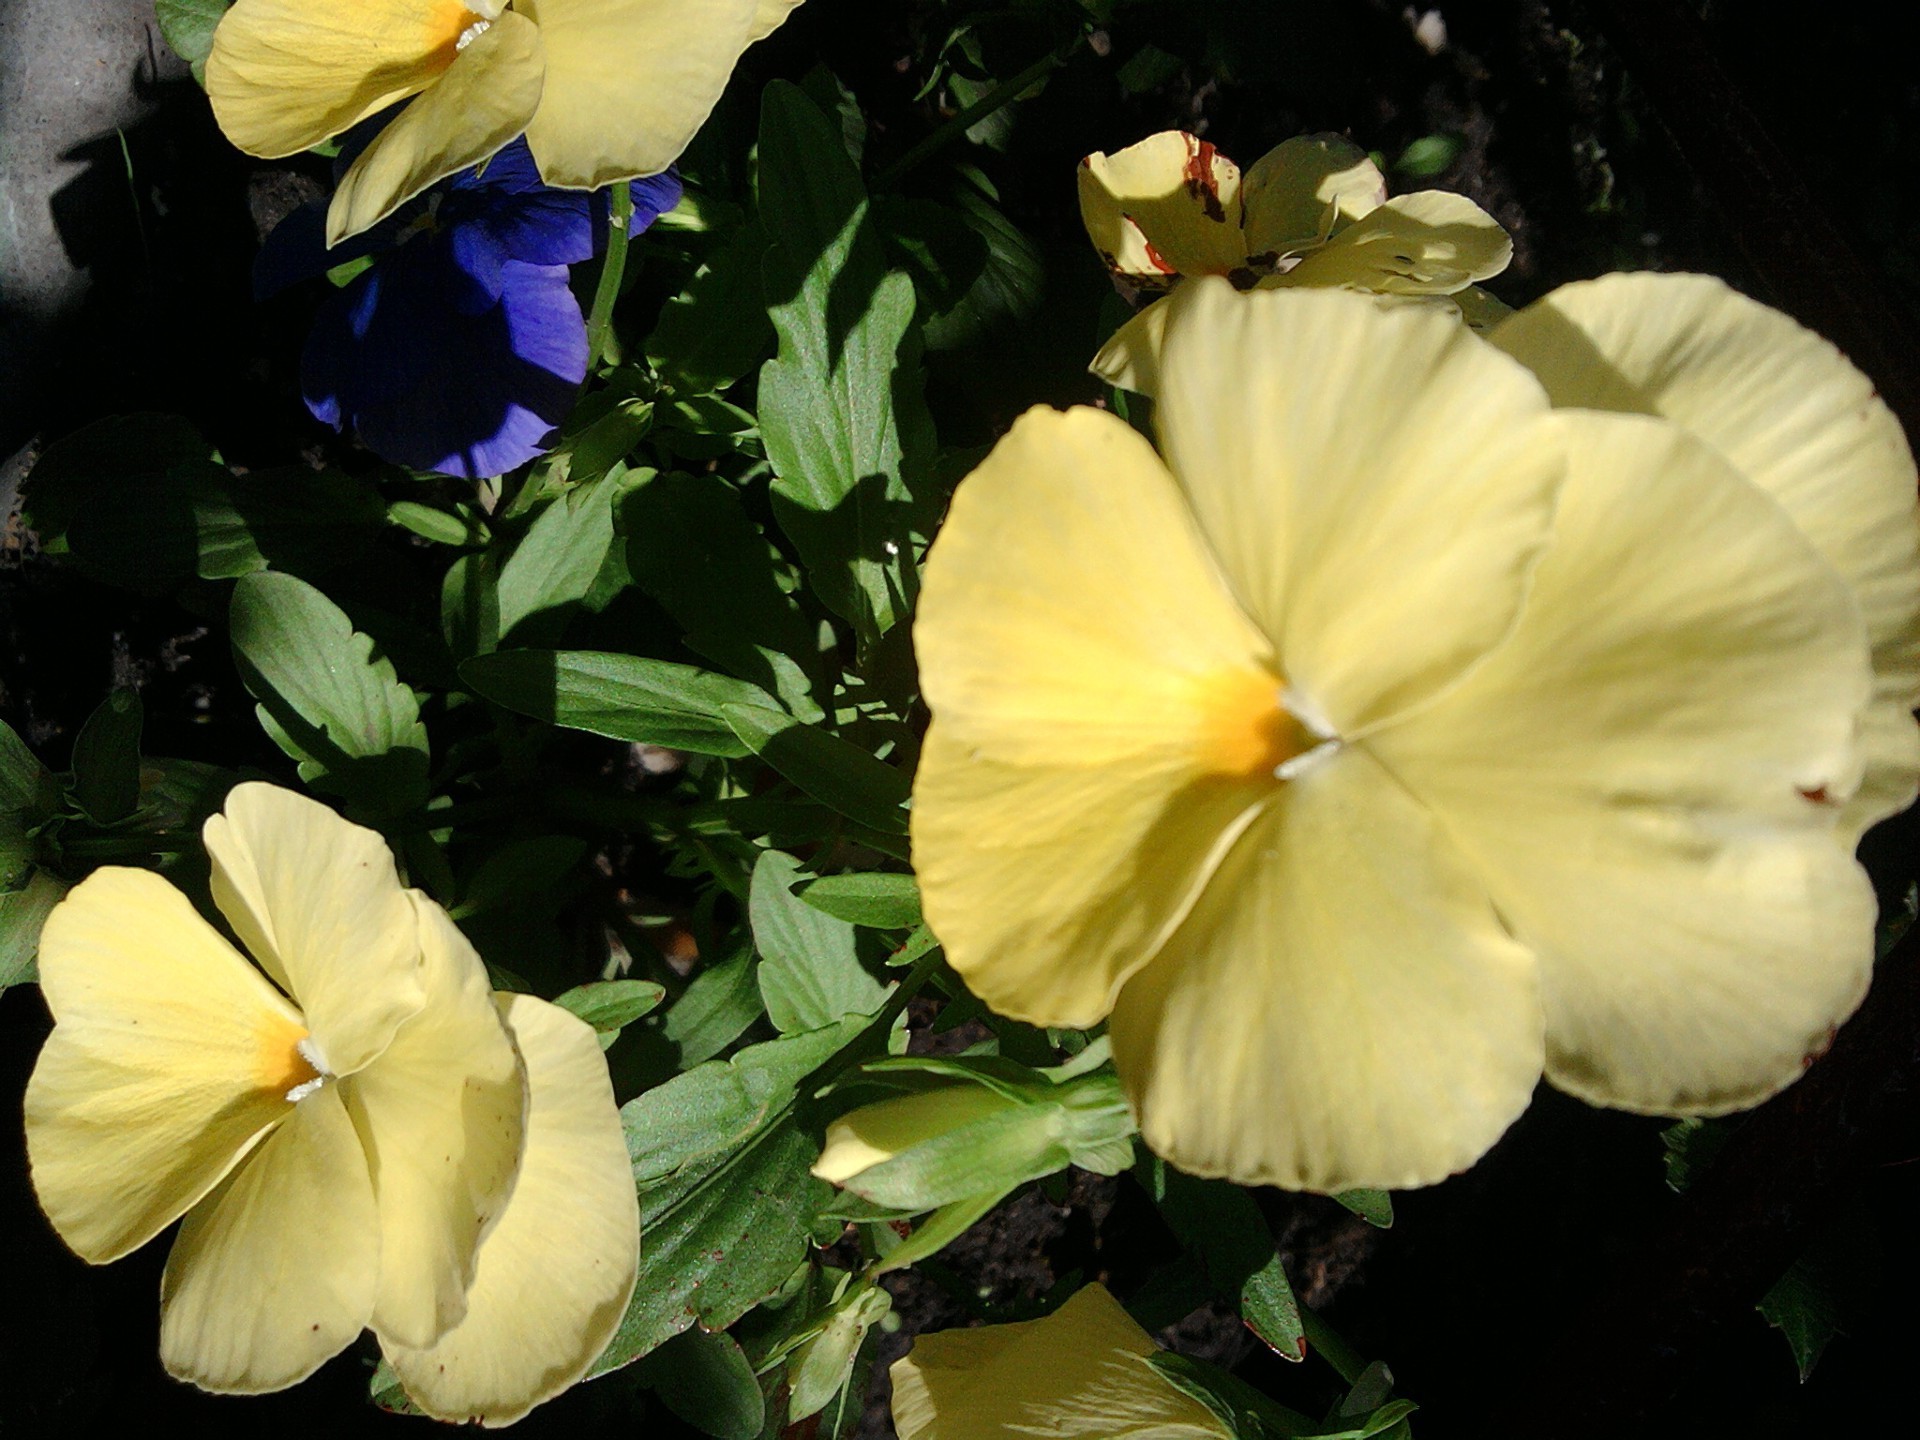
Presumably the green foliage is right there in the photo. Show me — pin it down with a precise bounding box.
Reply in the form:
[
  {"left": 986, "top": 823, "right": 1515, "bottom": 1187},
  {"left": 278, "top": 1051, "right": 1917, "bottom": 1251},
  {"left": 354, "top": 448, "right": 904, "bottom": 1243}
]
[
  {"left": 154, "top": 0, "right": 230, "bottom": 84},
  {"left": 229, "top": 572, "right": 430, "bottom": 818},
  {"left": 757, "top": 82, "right": 934, "bottom": 649}
]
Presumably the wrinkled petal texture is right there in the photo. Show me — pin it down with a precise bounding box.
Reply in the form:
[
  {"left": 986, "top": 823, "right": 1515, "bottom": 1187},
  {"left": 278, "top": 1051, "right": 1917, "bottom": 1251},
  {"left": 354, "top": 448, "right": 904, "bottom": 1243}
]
[
  {"left": 205, "top": 782, "right": 424, "bottom": 1077},
  {"left": 520, "top": 0, "right": 762, "bottom": 188},
  {"left": 891, "top": 1284, "right": 1231, "bottom": 1440},
  {"left": 207, "top": 0, "right": 492, "bottom": 158},
  {"left": 912, "top": 406, "right": 1282, "bottom": 1027},
  {"left": 1155, "top": 280, "right": 1564, "bottom": 733},
  {"left": 352, "top": 896, "right": 526, "bottom": 1350},
  {"left": 1109, "top": 750, "right": 1543, "bottom": 1192},
  {"left": 1272, "top": 191, "right": 1512, "bottom": 296},
  {"left": 327, "top": 11, "right": 546, "bottom": 244},
  {"left": 159, "top": 1084, "right": 380, "bottom": 1393},
  {"left": 383, "top": 995, "right": 639, "bottom": 1427},
  {"left": 1369, "top": 411, "right": 1878, "bottom": 1114},
  {"left": 25, "top": 867, "right": 310, "bottom": 1263},
  {"left": 1078, "top": 131, "right": 1247, "bottom": 285},
  {"left": 1492, "top": 272, "right": 1920, "bottom": 839},
  {"left": 1239, "top": 132, "right": 1384, "bottom": 260}
]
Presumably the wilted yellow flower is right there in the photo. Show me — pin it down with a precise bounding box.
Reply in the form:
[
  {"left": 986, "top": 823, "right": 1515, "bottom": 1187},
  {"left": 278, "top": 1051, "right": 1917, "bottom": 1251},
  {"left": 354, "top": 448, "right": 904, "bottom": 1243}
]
[
  {"left": 911, "top": 276, "right": 1918, "bottom": 1193},
  {"left": 1078, "top": 130, "right": 1511, "bottom": 390},
  {"left": 24, "top": 783, "right": 638, "bottom": 1424},
  {"left": 206, "top": 0, "right": 805, "bottom": 244},
  {"left": 891, "top": 1282, "right": 1233, "bottom": 1440}
]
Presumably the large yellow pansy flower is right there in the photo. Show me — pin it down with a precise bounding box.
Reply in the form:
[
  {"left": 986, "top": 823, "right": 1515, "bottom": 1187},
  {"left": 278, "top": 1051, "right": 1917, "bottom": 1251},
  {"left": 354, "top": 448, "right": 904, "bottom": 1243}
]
[
  {"left": 1078, "top": 130, "right": 1512, "bottom": 390},
  {"left": 891, "top": 1283, "right": 1233, "bottom": 1440},
  {"left": 24, "top": 782, "right": 639, "bottom": 1424},
  {"left": 910, "top": 277, "right": 1911, "bottom": 1193},
  {"left": 206, "top": 0, "right": 806, "bottom": 244}
]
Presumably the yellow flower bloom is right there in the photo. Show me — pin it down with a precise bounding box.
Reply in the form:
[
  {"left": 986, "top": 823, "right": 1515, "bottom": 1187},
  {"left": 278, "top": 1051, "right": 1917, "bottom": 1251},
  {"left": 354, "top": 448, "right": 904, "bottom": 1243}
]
[
  {"left": 24, "top": 782, "right": 639, "bottom": 1424},
  {"left": 206, "top": 0, "right": 806, "bottom": 244},
  {"left": 1078, "top": 130, "right": 1511, "bottom": 391},
  {"left": 910, "top": 276, "right": 1915, "bottom": 1193},
  {"left": 891, "top": 1283, "right": 1233, "bottom": 1440}
]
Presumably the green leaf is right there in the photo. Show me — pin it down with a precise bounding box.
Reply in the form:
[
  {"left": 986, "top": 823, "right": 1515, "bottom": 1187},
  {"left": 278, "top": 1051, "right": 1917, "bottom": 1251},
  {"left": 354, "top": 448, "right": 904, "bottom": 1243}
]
[
  {"left": 70, "top": 689, "right": 143, "bottom": 825},
  {"left": 601, "top": 1019, "right": 868, "bottom": 1373},
  {"left": 641, "top": 1328, "right": 765, "bottom": 1440},
  {"left": 229, "top": 571, "right": 430, "bottom": 816},
  {"left": 1334, "top": 1189, "right": 1394, "bottom": 1229},
  {"left": 462, "top": 650, "right": 774, "bottom": 757},
  {"left": 787, "top": 1283, "right": 891, "bottom": 1422},
  {"left": 621, "top": 473, "right": 822, "bottom": 716},
  {"left": 387, "top": 499, "right": 483, "bottom": 547},
  {"left": 871, "top": 1188, "right": 1001, "bottom": 1274},
  {"left": 0, "top": 870, "right": 69, "bottom": 991},
  {"left": 922, "top": 168, "right": 1045, "bottom": 351},
  {"left": 645, "top": 224, "right": 774, "bottom": 395},
  {"left": 497, "top": 476, "right": 626, "bottom": 642},
  {"left": 1153, "top": 1167, "right": 1305, "bottom": 1360},
  {"left": 1393, "top": 133, "right": 1463, "bottom": 178},
  {"left": 154, "top": 0, "right": 230, "bottom": 84},
  {"left": 552, "top": 979, "right": 668, "bottom": 1048},
  {"left": 751, "top": 850, "right": 888, "bottom": 1033},
  {"left": 720, "top": 704, "right": 909, "bottom": 834},
  {"left": 440, "top": 549, "right": 501, "bottom": 660},
  {"left": 798, "top": 872, "right": 921, "bottom": 929},
  {"left": 662, "top": 944, "right": 764, "bottom": 1066},
  {"left": 756, "top": 82, "right": 931, "bottom": 644},
  {"left": 27, "top": 419, "right": 383, "bottom": 589},
  {"left": 625, "top": 1018, "right": 863, "bottom": 1184},
  {"left": 0, "top": 718, "right": 58, "bottom": 822}
]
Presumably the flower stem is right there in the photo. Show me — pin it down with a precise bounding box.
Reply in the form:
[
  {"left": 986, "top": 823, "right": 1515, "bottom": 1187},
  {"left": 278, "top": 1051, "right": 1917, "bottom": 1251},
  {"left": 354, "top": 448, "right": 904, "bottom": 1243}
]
[
  {"left": 875, "top": 37, "right": 1084, "bottom": 190},
  {"left": 585, "top": 183, "right": 634, "bottom": 368},
  {"left": 1300, "top": 1304, "right": 1370, "bottom": 1386}
]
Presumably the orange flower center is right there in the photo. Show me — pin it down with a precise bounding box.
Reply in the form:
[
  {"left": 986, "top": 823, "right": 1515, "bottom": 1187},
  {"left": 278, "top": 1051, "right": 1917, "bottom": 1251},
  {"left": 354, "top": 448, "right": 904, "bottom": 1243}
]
[
  {"left": 257, "top": 1012, "right": 324, "bottom": 1103},
  {"left": 1195, "top": 667, "right": 1322, "bottom": 779}
]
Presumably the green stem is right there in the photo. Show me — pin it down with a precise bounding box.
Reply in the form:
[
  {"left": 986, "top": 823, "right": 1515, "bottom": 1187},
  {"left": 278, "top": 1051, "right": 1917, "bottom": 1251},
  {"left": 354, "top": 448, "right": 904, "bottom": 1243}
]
[
  {"left": 876, "top": 38, "right": 1083, "bottom": 189},
  {"left": 584, "top": 182, "right": 634, "bottom": 367},
  {"left": 1300, "top": 1305, "right": 1369, "bottom": 1387}
]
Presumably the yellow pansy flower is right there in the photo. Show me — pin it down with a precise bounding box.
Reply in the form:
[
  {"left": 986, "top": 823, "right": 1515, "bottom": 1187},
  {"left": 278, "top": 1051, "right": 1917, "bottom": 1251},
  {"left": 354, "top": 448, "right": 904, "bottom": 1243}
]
[
  {"left": 891, "top": 1283, "right": 1233, "bottom": 1440},
  {"left": 910, "top": 276, "right": 1915, "bottom": 1193},
  {"left": 24, "top": 782, "right": 639, "bottom": 1424},
  {"left": 1078, "top": 129, "right": 1511, "bottom": 391},
  {"left": 206, "top": 0, "right": 806, "bottom": 244}
]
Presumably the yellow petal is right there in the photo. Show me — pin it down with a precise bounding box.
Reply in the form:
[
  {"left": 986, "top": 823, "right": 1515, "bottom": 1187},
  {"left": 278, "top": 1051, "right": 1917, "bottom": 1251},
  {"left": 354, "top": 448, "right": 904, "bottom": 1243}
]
[
  {"left": 204, "top": 783, "right": 425, "bottom": 1078},
  {"left": 25, "top": 867, "right": 311, "bottom": 1264},
  {"left": 206, "top": 0, "right": 500, "bottom": 158},
  {"left": 1154, "top": 279, "right": 1563, "bottom": 734},
  {"left": 326, "top": 10, "right": 546, "bottom": 245},
  {"left": 520, "top": 0, "right": 762, "bottom": 188},
  {"left": 1491, "top": 271, "right": 1920, "bottom": 839},
  {"left": 352, "top": 895, "right": 526, "bottom": 1349},
  {"left": 1088, "top": 297, "right": 1170, "bottom": 395},
  {"left": 1239, "top": 133, "right": 1385, "bottom": 261},
  {"left": 1369, "top": 411, "right": 1878, "bottom": 1114},
  {"left": 912, "top": 406, "right": 1288, "bottom": 1027},
  {"left": 159, "top": 1083, "right": 380, "bottom": 1394},
  {"left": 812, "top": 1085, "right": 1013, "bottom": 1183},
  {"left": 1109, "top": 749, "right": 1543, "bottom": 1192},
  {"left": 1269, "top": 190, "right": 1512, "bottom": 295},
  {"left": 891, "top": 1283, "right": 1231, "bottom": 1440},
  {"left": 383, "top": 995, "right": 639, "bottom": 1427},
  {"left": 748, "top": 0, "right": 807, "bottom": 42},
  {"left": 1077, "top": 131, "right": 1247, "bottom": 285}
]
